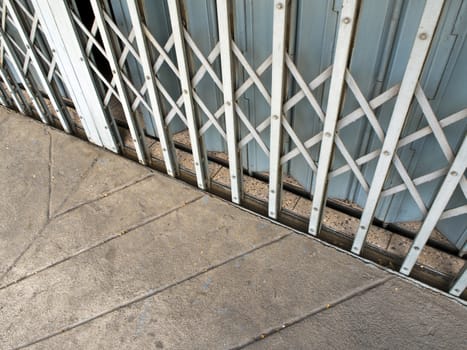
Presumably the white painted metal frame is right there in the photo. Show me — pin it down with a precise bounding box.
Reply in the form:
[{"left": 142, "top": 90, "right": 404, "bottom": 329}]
[
  {"left": 308, "top": 0, "right": 359, "bottom": 235},
  {"left": 127, "top": 0, "right": 178, "bottom": 177},
  {"left": 352, "top": 0, "right": 445, "bottom": 254},
  {"left": 90, "top": 0, "right": 148, "bottom": 164},
  {"left": 4, "top": 0, "right": 71, "bottom": 133},
  {"left": 0, "top": 65, "right": 27, "bottom": 114},
  {"left": 268, "top": 0, "right": 289, "bottom": 218},
  {"left": 32, "top": 0, "right": 119, "bottom": 151},
  {"left": 217, "top": 0, "right": 242, "bottom": 204},
  {"left": 450, "top": 265, "right": 467, "bottom": 297},
  {"left": 0, "top": 27, "right": 48, "bottom": 122},
  {"left": 400, "top": 136, "right": 467, "bottom": 275},
  {"left": 167, "top": 0, "right": 209, "bottom": 189}
]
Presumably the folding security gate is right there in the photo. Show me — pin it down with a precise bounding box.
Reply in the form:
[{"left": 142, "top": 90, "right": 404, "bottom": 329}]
[{"left": 0, "top": 0, "right": 465, "bottom": 297}]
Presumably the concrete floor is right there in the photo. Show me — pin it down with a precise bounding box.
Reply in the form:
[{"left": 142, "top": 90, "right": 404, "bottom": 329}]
[{"left": 0, "top": 108, "right": 466, "bottom": 349}]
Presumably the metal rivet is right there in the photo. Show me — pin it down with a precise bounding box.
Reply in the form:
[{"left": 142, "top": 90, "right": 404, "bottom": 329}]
[
  {"left": 231, "top": 175, "right": 236, "bottom": 179},
  {"left": 454, "top": 289, "right": 460, "bottom": 293},
  {"left": 273, "top": 115, "right": 279, "bottom": 120},
  {"left": 162, "top": 148, "right": 167, "bottom": 152},
  {"left": 195, "top": 162, "right": 199, "bottom": 166},
  {"left": 270, "top": 211, "right": 275, "bottom": 215},
  {"left": 276, "top": 3, "right": 283, "bottom": 10},
  {"left": 383, "top": 150, "right": 391, "bottom": 156},
  {"left": 313, "top": 207, "right": 318, "bottom": 211},
  {"left": 450, "top": 171, "right": 458, "bottom": 176},
  {"left": 270, "top": 190, "right": 275, "bottom": 194},
  {"left": 360, "top": 225, "right": 366, "bottom": 230},
  {"left": 419, "top": 32, "right": 427, "bottom": 40},
  {"left": 343, "top": 17, "right": 351, "bottom": 24},
  {"left": 79, "top": 57, "right": 84, "bottom": 61},
  {"left": 324, "top": 132, "right": 332, "bottom": 137},
  {"left": 112, "top": 70, "right": 116, "bottom": 74},
  {"left": 233, "top": 197, "right": 237, "bottom": 201},
  {"left": 104, "top": 126, "right": 108, "bottom": 129},
  {"left": 146, "top": 75, "right": 150, "bottom": 80},
  {"left": 226, "top": 101, "right": 231, "bottom": 106},
  {"left": 309, "top": 229, "right": 315, "bottom": 233},
  {"left": 402, "top": 267, "right": 408, "bottom": 270},
  {"left": 183, "top": 89, "right": 188, "bottom": 94},
  {"left": 413, "top": 246, "right": 420, "bottom": 251}
]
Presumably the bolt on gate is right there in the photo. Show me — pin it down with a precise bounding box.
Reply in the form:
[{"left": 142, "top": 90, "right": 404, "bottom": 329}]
[{"left": 0, "top": 0, "right": 465, "bottom": 298}]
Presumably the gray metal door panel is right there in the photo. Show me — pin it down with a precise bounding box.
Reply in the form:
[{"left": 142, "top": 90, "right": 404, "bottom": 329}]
[
  {"left": 327, "top": 0, "right": 396, "bottom": 200},
  {"left": 233, "top": 0, "right": 273, "bottom": 173},
  {"left": 183, "top": 0, "right": 226, "bottom": 152},
  {"left": 351, "top": 0, "right": 425, "bottom": 214},
  {"left": 287, "top": 0, "right": 338, "bottom": 192}
]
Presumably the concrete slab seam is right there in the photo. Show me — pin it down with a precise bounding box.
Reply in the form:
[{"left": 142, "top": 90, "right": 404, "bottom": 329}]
[
  {"left": 52, "top": 156, "right": 99, "bottom": 217},
  {"left": 232, "top": 275, "right": 395, "bottom": 350},
  {"left": 226, "top": 199, "right": 467, "bottom": 306},
  {"left": 0, "top": 194, "right": 206, "bottom": 291},
  {"left": 0, "top": 131, "right": 52, "bottom": 284},
  {"left": 10, "top": 232, "right": 293, "bottom": 350},
  {"left": 52, "top": 172, "right": 155, "bottom": 219},
  {"left": 0, "top": 221, "right": 50, "bottom": 285}
]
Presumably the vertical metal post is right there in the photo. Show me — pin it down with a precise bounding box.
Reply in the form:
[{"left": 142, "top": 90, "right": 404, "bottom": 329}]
[
  {"left": 5, "top": 0, "right": 72, "bottom": 133},
  {"left": 268, "top": 0, "right": 289, "bottom": 218},
  {"left": 90, "top": 0, "right": 149, "bottom": 164},
  {"left": 352, "top": 0, "right": 445, "bottom": 254},
  {"left": 399, "top": 136, "right": 467, "bottom": 275},
  {"left": 127, "top": 0, "right": 178, "bottom": 176},
  {"left": 32, "top": 0, "right": 119, "bottom": 151},
  {"left": 217, "top": 0, "right": 242, "bottom": 203},
  {"left": 308, "top": 0, "right": 359, "bottom": 234},
  {"left": 167, "top": 0, "right": 209, "bottom": 189},
  {"left": 450, "top": 264, "right": 467, "bottom": 297}
]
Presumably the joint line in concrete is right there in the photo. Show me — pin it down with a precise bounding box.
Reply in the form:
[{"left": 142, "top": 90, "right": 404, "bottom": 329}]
[
  {"left": 11, "top": 232, "right": 292, "bottom": 350},
  {"left": 230, "top": 275, "right": 394, "bottom": 350}
]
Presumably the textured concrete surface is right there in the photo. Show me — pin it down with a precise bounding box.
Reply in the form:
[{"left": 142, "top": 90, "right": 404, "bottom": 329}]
[
  {"left": 0, "top": 108, "right": 466, "bottom": 349},
  {"left": 246, "top": 278, "right": 466, "bottom": 350}
]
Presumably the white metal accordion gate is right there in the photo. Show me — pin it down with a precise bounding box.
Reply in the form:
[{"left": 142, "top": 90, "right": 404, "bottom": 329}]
[{"left": 0, "top": 0, "right": 465, "bottom": 298}]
